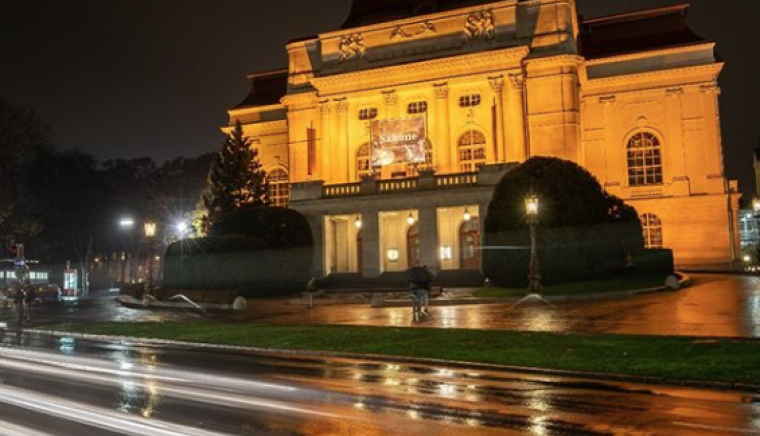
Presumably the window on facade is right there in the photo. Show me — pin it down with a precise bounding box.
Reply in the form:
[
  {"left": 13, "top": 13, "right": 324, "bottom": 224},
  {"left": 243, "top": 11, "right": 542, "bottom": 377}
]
[
  {"left": 267, "top": 169, "right": 290, "bottom": 207},
  {"left": 407, "top": 101, "right": 428, "bottom": 114},
  {"left": 459, "top": 94, "right": 482, "bottom": 108},
  {"left": 627, "top": 132, "right": 663, "bottom": 186},
  {"left": 356, "top": 143, "right": 371, "bottom": 180},
  {"left": 359, "top": 108, "right": 378, "bottom": 120},
  {"left": 458, "top": 130, "right": 487, "bottom": 172},
  {"left": 641, "top": 213, "right": 664, "bottom": 249}
]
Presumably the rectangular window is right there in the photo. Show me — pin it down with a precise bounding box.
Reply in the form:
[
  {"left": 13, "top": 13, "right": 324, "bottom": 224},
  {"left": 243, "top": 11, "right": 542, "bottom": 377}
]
[
  {"left": 459, "top": 94, "right": 482, "bottom": 108},
  {"left": 359, "top": 108, "right": 378, "bottom": 120},
  {"left": 407, "top": 101, "right": 428, "bottom": 114}
]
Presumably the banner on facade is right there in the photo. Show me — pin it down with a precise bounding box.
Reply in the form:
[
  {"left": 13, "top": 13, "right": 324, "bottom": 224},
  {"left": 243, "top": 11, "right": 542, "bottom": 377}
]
[{"left": 370, "top": 117, "right": 427, "bottom": 167}]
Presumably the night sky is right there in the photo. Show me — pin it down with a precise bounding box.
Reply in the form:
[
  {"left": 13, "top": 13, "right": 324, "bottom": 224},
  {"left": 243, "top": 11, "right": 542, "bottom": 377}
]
[{"left": 1, "top": 0, "right": 759, "bottom": 196}]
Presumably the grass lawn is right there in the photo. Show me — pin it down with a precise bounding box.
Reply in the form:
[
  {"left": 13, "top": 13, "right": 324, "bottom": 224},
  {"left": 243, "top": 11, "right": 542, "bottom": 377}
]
[
  {"left": 473, "top": 274, "right": 666, "bottom": 298},
  {"left": 46, "top": 322, "right": 760, "bottom": 386}
]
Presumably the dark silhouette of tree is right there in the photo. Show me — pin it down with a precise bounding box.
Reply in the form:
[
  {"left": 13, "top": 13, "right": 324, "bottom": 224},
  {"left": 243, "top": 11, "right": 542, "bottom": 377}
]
[
  {"left": 200, "top": 121, "right": 268, "bottom": 231},
  {"left": 0, "top": 98, "right": 52, "bottom": 250}
]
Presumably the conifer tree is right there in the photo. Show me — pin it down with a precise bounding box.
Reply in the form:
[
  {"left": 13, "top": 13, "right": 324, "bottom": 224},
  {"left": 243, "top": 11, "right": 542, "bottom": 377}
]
[{"left": 200, "top": 121, "right": 269, "bottom": 231}]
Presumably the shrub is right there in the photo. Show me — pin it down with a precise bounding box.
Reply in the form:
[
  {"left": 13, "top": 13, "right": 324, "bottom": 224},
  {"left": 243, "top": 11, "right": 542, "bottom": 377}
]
[
  {"left": 208, "top": 206, "right": 312, "bottom": 248},
  {"left": 483, "top": 157, "right": 645, "bottom": 287},
  {"left": 163, "top": 208, "right": 314, "bottom": 297},
  {"left": 632, "top": 249, "right": 675, "bottom": 277},
  {"left": 163, "top": 236, "right": 313, "bottom": 297}
]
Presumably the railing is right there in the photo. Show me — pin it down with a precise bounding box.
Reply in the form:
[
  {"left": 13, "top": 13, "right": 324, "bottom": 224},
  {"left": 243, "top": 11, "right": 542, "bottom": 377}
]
[
  {"left": 378, "top": 178, "right": 418, "bottom": 194},
  {"left": 435, "top": 173, "right": 478, "bottom": 188},
  {"left": 321, "top": 172, "right": 479, "bottom": 199},
  {"left": 323, "top": 183, "right": 361, "bottom": 198}
]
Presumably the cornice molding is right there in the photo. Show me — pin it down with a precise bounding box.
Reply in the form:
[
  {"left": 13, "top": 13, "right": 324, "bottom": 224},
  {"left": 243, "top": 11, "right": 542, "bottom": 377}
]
[
  {"left": 310, "top": 46, "right": 530, "bottom": 96},
  {"left": 584, "top": 63, "right": 723, "bottom": 89},
  {"left": 585, "top": 43, "right": 716, "bottom": 66}
]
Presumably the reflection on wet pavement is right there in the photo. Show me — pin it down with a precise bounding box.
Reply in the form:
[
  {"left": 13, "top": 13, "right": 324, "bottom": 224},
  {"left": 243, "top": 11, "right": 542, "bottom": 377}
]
[
  {"left": 6, "top": 274, "right": 760, "bottom": 340},
  {"left": 0, "top": 332, "right": 759, "bottom": 435},
  {"left": 240, "top": 274, "right": 760, "bottom": 338}
]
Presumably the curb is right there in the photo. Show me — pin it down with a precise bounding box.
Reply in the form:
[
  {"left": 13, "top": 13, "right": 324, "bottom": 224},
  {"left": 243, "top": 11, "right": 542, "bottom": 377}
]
[
  {"left": 26, "top": 327, "right": 757, "bottom": 394},
  {"left": 375, "top": 273, "right": 692, "bottom": 308}
]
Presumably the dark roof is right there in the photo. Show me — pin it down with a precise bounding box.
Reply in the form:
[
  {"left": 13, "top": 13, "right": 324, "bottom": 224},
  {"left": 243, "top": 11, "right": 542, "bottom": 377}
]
[
  {"left": 580, "top": 4, "right": 707, "bottom": 60},
  {"left": 233, "top": 69, "right": 288, "bottom": 109},
  {"left": 342, "top": 0, "right": 500, "bottom": 29}
]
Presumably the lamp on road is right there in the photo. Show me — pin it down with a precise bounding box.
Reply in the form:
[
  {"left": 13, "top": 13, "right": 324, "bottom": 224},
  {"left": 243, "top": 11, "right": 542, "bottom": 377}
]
[
  {"left": 144, "top": 221, "right": 157, "bottom": 291},
  {"left": 525, "top": 196, "right": 542, "bottom": 296}
]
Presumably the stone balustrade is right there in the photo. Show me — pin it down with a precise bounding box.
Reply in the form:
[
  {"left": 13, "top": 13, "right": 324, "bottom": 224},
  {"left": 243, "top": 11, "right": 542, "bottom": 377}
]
[{"left": 293, "top": 163, "right": 515, "bottom": 202}]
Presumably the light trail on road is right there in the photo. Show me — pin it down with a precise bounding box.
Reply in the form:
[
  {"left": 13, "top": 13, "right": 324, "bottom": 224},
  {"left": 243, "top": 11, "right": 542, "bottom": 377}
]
[{"left": 0, "top": 335, "right": 759, "bottom": 435}]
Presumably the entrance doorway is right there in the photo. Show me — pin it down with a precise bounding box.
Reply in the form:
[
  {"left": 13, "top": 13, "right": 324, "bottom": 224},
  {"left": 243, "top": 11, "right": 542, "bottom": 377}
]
[
  {"left": 357, "top": 230, "right": 363, "bottom": 274},
  {"left": 407, "top": 224, "right": 420, "bottom": 267},
  {"left": 460, "top": 218, "right": 480, "bottom": 270}
]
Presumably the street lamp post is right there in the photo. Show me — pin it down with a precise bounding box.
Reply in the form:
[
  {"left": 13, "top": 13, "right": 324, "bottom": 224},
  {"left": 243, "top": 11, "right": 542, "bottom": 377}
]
[
  {"left": 144, "top": 221, "right": 157, "bottom": 292},
  {"left": 525, "top": 196, "right": 542, "bottom": 296}
]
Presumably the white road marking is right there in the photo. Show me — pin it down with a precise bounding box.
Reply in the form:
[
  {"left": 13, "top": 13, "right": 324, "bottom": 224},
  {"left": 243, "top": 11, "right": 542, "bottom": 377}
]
[
  {"left": 673, "top": 421, "right": 760, "bottom": 435},
  {"left": 0, "top": 384, "right": 229, "bottom": 436}
]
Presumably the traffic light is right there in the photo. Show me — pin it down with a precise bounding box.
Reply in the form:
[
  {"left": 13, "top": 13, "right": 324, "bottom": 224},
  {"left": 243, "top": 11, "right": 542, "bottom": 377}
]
[{"left": 8, "top": 244, "right": 23, "bottom": 259}]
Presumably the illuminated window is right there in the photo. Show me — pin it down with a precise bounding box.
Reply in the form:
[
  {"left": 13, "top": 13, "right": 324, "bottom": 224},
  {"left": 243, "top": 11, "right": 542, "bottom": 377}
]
[
  {"left": 458, "top": 130, "right": 487, "bottom": 172},
  {"left": 407, "top": 101, "right": 428, "bottom": 114},
  {"left": 459, "top": 94, "right": 481, "bottom": 108},
  {"left": 356, "top": 143, "right": 371, "bottom": 180},
  {"left": 627, "top": 132, "right": 663, "bottom": 186},
  {"left": 641, "top": 214, "right": 664, "bottom": 249},
  {"left": 267, "top": 169, "right": 290, "bottom": 207},
  {"left": 359, "top": 108, "right": 378, "bottom": 120}
]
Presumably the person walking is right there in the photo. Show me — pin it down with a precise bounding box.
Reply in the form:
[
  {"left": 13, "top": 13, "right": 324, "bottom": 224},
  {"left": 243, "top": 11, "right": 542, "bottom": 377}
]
[
  {"left": 407, "top": 264, "right": 435, "bottom": 322},
  {"left": 23, "top": 281, "right": 36, "bottom": 323},
  {"left": 12, "top": 285, "right": 25, "bottom": 327}
]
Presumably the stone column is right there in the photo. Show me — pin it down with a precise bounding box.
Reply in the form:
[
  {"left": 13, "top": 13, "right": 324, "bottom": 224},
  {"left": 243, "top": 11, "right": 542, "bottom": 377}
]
[
  {"left": 489, "top": 76, "right": 506, "bottom": 163},
  {"left": 418, "top": 206, "right": 440, "bottom": 274},
  {"left": 599, "top": 95, "right": 617, "bottom": 187},
  {"left": 434, "top": 83, "right": 452, "bottom": 173},
  {"left": 337, "top": 99, "right": 350, "bottom": 184},
  {"left": 361, "top": 211, "right": 381, "bottom": 278},
  {"left": 319, "top": 101, "right": 332, "bottom": 184},
  {"left": 665, "top": 87, "right": 689, "bottom": 193},
  {"left": 700, "top": 83, "right": 725, "bottom": 179},
  {"left": 507, "top": 73, "right": 527, "bottom": 162}
]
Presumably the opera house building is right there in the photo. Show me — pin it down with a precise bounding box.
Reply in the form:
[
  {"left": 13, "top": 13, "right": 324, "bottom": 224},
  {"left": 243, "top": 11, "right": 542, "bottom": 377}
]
[{"left": 227, "top": 0, "right": 740, "bottom": 280}]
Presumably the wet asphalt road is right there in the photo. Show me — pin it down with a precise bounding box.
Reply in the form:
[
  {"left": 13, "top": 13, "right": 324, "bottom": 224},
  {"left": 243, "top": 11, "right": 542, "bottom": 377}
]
[{"left": 0, "top": 331, "right": 759, "bottom": 435}]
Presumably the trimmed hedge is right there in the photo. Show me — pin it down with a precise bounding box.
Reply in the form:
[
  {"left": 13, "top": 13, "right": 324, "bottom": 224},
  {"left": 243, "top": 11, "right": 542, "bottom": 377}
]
[
  {"left": 208, "top": 206, "right": 312, "bottom": 248},
  {"left": 163, "top": 237, "right": 313, "bottom": 297},
  {"left": 633, "top": 249, "right": 675, "bottom": 277},
  {"left": 163, "top": 207, "right": 314, "bottom": 297},
  {"left": 484, "top": 157, "right": 646, "bottom": 287}
]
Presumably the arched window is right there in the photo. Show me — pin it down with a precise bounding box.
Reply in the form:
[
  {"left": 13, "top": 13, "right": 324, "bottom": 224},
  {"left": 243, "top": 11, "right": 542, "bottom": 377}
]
[
  {"left": 627, "top": 132, "right": 663, "bottom": 186},
  {"left": 356, "top": 143, "right": 371, "bottom": 180},
  {"left": 267, "top": 169, "right": 290, "bottom": 207},
  {"left": 458, "top": 130, "right": 487, "bottom": 172},
  {"left": 641, "top": 213, "right": 664, "bottom": 249}
]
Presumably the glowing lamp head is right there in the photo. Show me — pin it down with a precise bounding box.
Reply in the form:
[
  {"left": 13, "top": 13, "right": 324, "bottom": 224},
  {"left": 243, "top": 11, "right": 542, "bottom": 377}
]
[
  {"left": 525, "top": 196, "right": 539, "bottom": 217},
  {"left": 753, "top": 199, "right": 760, "bottom": 213},
  {"left": 144, "top": 221, "right": 157, "bottom": 238},
  {"left": 176, "top": 221, "right": 189, "bottom": 234},
  {"left": 463, "top": 208, "right": 472, "bottom": 222},
  {"left": 407, "top": 213, "right": 416, "bottom": 226},
  {"left": 119, "top": 219, "right": 135, "bottom": 228},
  {"left": 744, "top": 255, "right": 752, "bottom": 263},
  {"left": 355, "top": 216, "right": 363, "bottom": 229}
]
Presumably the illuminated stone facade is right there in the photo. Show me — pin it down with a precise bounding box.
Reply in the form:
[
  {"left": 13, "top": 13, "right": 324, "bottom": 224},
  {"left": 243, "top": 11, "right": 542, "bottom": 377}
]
[{"left": 228, "top": 0, "right": 740, "bottom": 278}]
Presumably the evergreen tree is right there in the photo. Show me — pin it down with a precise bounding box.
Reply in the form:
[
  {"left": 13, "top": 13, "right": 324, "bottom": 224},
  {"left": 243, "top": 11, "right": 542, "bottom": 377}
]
[{"left": 200, "top": 121, "right": 269, "bottom": 230}]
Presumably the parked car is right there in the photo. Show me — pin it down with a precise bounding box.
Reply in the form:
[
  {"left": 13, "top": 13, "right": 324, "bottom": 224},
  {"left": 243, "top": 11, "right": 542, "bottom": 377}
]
[{"left": 35, "top": 284, "right": 62, "bottom": 303}]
